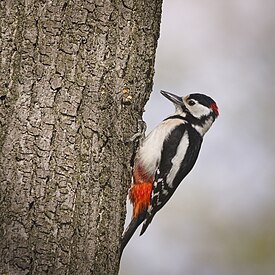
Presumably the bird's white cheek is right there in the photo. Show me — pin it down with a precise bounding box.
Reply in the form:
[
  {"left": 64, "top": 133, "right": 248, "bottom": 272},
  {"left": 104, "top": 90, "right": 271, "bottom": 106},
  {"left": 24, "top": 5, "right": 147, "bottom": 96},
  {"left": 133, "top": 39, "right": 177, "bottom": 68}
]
[{"left": 188, "top": 105, "right": 211, "bottom": 118}]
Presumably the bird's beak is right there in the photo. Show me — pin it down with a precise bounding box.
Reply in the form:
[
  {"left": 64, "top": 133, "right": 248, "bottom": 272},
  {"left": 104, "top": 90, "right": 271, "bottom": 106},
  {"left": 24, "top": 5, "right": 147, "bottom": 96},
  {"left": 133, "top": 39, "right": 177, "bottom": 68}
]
[{"left": 160, "top": 90, "right": 183, "bottom": 106}]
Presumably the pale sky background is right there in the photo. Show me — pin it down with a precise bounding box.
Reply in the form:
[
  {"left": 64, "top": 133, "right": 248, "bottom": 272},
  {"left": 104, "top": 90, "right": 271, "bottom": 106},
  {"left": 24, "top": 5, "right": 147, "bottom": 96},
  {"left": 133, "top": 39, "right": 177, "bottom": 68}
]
[{"left": 120, "top": 1, "right": 275, "bottom": 274}]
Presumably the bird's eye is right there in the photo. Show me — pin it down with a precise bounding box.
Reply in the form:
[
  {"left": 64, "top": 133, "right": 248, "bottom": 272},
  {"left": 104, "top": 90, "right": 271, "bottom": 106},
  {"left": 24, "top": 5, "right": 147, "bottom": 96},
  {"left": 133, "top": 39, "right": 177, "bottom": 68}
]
[{"left": 188, "top": 100, "right": 195, "bottom": 106}]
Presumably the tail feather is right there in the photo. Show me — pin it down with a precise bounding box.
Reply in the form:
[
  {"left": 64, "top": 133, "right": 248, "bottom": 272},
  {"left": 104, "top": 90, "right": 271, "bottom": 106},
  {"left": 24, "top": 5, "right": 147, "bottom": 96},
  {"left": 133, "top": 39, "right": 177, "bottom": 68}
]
[
  {"left": 139, "top": 214, "right": 153, "bottom": 236},
  {"left": 120, "top": 210, "right": 146, "bottom": 258}
]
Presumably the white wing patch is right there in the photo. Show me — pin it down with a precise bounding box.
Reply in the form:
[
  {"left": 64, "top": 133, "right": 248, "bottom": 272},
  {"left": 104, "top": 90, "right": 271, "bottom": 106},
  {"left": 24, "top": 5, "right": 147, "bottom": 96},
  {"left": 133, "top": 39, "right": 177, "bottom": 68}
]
[{"left": 166, "top": 131, "right": 189, "bottom": 188}]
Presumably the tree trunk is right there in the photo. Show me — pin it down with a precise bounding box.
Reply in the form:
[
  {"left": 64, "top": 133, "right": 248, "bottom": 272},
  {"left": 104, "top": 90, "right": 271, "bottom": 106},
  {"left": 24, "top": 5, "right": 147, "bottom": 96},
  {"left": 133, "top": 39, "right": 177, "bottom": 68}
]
[{"left": 0, "top": 1, "right": 162, "bottom": 274}]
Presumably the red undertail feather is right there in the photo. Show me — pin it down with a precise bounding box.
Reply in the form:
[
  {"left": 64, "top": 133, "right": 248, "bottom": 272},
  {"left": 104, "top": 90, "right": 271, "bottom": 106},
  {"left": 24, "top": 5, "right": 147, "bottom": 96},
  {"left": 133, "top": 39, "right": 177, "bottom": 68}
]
[{"left": 129, "top": 162, "right": 153, "bottom": 218}]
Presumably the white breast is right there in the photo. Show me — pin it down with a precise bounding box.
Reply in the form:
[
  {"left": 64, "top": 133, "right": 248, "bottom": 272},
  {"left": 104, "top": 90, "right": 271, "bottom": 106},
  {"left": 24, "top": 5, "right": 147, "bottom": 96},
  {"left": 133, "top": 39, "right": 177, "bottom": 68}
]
[{"left": 137, "top": 118, "right": 186, "bottom": 177}]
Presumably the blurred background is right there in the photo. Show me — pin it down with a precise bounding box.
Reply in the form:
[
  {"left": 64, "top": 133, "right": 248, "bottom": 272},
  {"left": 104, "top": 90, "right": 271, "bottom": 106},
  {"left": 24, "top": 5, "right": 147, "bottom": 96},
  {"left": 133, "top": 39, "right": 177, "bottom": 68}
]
[{"left": 120, "top": 0, "right": 275, "bottom": 274}]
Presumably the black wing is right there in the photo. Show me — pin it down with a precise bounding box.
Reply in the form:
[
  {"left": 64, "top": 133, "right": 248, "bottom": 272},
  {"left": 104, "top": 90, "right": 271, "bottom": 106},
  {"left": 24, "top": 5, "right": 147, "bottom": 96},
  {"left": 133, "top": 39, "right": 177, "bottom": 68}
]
[{"left": 140, "top": 123, "right": 203, "bottom": 235}]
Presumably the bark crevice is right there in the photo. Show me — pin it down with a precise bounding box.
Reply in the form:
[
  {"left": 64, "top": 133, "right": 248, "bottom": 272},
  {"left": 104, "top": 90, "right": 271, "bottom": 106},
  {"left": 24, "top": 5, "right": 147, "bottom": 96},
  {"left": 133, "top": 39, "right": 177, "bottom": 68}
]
[{"left": 0, "top": 1, "right": 163, "bottom": 274}]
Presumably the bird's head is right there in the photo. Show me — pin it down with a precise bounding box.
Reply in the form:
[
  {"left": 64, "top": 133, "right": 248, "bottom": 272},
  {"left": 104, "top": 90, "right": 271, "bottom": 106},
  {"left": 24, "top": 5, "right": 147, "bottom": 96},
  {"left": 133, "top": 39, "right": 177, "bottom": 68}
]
[{"left": 161, "top": 90, "right": 219, "bottom": 135}]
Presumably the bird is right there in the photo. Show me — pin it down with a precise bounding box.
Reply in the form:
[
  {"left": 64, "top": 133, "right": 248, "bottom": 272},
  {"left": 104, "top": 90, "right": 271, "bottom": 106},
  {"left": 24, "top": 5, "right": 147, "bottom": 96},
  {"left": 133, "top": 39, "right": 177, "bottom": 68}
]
[{"left": 120, "top": 90, "right": 219, "bottom": 256}]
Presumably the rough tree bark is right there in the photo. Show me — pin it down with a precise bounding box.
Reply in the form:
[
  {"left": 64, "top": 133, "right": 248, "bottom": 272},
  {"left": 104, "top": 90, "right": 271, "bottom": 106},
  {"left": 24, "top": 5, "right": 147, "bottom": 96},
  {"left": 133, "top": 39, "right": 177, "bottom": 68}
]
[{"left": 0, "top": 0, "right": 162, "bottom": 274}]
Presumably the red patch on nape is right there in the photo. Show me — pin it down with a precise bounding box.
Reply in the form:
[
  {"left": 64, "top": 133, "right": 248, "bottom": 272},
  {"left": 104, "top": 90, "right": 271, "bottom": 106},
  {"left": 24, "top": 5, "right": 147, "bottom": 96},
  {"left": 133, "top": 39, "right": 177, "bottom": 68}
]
[{"left": 209, "top": 103, "right": 219, "bottom": 117}]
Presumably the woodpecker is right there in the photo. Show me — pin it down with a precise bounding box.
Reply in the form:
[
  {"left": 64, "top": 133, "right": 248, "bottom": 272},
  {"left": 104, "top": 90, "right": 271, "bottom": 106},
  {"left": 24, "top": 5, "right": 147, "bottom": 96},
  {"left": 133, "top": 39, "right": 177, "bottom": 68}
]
[{"left": 120, "top": 90, "right": 219, "bottom": 256}]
